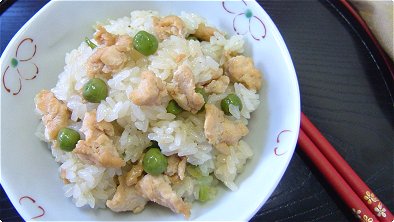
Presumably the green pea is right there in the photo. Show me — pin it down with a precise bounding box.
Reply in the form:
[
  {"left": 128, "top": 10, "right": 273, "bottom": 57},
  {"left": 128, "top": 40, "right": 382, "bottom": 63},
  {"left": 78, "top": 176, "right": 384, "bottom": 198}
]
[
  {"left": 57, "top": 128, "right": 80, "bottom": 152},
  {"left": 220, "top": 93, "right": 243, "bottom": 115},
  {"left": 133, "top": 31, "right": 159, "bottom": 56},
  {"left": 82, "top": 78, "right": 108, "bottom": 103},
  {"left": 166, "top": 100, "right": 183, "bottom": 115},
  {"left": 198, "top": 185, "right": 216, "bottom": 202},
  {"left": 195, "top": 87, "right": 208, "bottom": 103},
  {"left": 143, "top": 148, "right": 168, "bottom": 175},
  {"left": 85, "top": 37, "right": 97, "bottom": 49}
]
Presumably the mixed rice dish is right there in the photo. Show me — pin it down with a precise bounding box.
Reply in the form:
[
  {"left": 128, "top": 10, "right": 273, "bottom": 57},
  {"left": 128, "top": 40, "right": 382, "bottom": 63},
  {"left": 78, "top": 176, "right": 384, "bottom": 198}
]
[{"left": 34, "top": 11, "right": 262, "bottom": 218}]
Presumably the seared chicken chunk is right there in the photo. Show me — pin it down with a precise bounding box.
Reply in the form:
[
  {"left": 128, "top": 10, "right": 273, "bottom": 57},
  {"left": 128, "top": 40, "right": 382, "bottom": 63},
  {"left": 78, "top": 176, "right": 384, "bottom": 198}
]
[
  {"left": 35, "top": 90, "right": 70, "bottom": 141},
  {"left": 94, "top": 25, "right": 117, "bottom": 46},
  {"left": 177, "top": 157, "right": 186, "bottom": 180},
  {"left": 115, "top": 35, "right": 133, "bottom": 52},
  {"left": 175, "top": 53, "right": 187, "bottom": 63},
  {"left": 60, "top": 168, "right": 70, "bottom": 184},
  {"left": 106, "top": 174, "right": 148, "bottom": 213},
  {"left": 73, "top": 111, "right": 125, "bottom": 168},
  {"left": 165, "top": 155, "right": 186, "bottom": 180},
  {"left": 197, "top": 68, "right": 224, "bottom": 86},
  {"left": 100, "top": 46, "right": 128, "bottom": 74},
  {"left": 152, "top": 16, "right": 186, "bottom": 40},
  {"left": 167, "top": 64, "right": 205, "bottom": 113},
  {"left": 130, "top": 71, "right": 168, "bottom": 106},
  {"left": 136, "top": 174, "right": 191, "bottom": 218},
  {"left": 87, "top": 45, "right": 129, "bottom": 79},
  {"left": 205, "top": 75, "right": 230, "bottom": 94},
  {"left": 193, "top": 23, "right": 218, "bottom": 41},
  {"left": 204, "top": 104, "right": 248, "bottom": 154},
  {"left": 87, "top": 27, "right": 133, "bottom": 79},
  {"left": 166, "top": 155, "right": 180, "bottom": 176},
  {"left": 224, "top": 55, "right": 262, "bottom": 91},
  {"left": 94, "top": 26, "right": 132, "bottom": 52},
  {"left": 125, "top": 155, "right": 144, "bottom": 186}
]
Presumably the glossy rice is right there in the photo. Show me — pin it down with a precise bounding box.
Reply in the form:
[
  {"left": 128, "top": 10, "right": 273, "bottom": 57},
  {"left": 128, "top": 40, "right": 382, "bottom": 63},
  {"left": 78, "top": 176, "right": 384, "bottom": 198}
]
[{"left": 35, "top": 10, "right": 261, "bottom": 215}]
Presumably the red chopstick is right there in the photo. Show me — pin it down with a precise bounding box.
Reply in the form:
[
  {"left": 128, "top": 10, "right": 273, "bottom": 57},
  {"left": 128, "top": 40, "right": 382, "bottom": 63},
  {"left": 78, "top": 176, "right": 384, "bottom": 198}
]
[
  {"left": 298, "top": 112, "right": 393, "bottom": 221},
  {"left": 298, "top": 129, "right": 378, "bottom": 221}
]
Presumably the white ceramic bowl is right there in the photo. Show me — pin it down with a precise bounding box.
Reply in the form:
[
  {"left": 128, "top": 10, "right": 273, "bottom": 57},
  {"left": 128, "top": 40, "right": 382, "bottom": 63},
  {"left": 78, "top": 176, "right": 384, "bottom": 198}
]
[{"left": 0, "top": 0, "right": 300, "bottom": 221}]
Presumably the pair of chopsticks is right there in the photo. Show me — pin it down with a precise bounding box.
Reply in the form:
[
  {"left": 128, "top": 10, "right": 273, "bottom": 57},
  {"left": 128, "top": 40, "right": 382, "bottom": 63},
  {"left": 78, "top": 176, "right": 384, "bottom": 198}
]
[{"left": 298, "top": 112, "right": 393, "bottom": 222}]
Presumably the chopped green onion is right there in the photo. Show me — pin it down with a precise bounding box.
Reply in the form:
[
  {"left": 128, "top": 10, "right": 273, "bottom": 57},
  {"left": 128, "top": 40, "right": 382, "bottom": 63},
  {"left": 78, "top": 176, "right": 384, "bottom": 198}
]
[
  {"left": 198, "top": 185, "right": 216, "bottom": 202},
  {"left": 85, "top": 37, "right": 97, "bottom": 49},
  {"left": 197, "top": 175, "right": 213, "bottom": 185},
  {"left": 166, "top": 100, "right": 183, "bottom": 115},
  {"left": 186, "top": 165, "right": 203, "bottom": 179}
]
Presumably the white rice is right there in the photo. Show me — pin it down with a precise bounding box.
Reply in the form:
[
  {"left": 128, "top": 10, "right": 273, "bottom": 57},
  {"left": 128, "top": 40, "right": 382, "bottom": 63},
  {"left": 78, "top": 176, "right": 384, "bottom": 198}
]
[
  {"left": 61, "top": 156, "right": 120, "bottom": 208},
  {"left": 36, "top": 10, "right": 261, "bottom": 210}
]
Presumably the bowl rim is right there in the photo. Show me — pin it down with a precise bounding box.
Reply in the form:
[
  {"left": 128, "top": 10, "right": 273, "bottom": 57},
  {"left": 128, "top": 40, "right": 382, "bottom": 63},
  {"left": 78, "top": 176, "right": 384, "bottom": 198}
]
[{"left": 245, "top": 1, "right": 300, "bottom": 220}]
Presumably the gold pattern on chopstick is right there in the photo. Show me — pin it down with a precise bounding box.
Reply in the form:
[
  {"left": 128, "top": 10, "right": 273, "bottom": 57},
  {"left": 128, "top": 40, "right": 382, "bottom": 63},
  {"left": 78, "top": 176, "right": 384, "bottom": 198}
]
[
  {"left": 364, "top": 191, "right": 378, "bottom": 204},
  {"left": 352, "top": 208, "right": 362, "bottom": 219},
  {"left": 362, "top": 215, "right": 374, "bottom": 222},
  {"left": 374, "top": 202, "right": 387, "bottom": 218}
]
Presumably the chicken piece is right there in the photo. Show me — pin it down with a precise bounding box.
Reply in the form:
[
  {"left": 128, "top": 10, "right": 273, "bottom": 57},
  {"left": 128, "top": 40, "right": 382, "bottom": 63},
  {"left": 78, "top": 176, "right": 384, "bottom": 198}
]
[
  {"left": 35, "top": 90, "right": 70, "bottom": 141},
  {"left": 178, "top": 157, "right": 187, "bottom": 180},
  {"left": 130, "top": 71, "right": 168, "bottom": 106},
  {"left": 211, "top": 68, "right": 224, "bottom": 81},
  {"left": 165, "top": 155, "right": 186, "bottom": 180},
  {"left": 87, "top": 46, "right": 129, "bottom": 79},
  {"left": 125, "top": 156, "right": 144, "bottom": 186},
  {"left": 115, "top": 35, "right": 133, "bottom": 52},
  {"left": 86, "top": 48, "right": 107, "bottom": 78},
  {"left": 106, "top": 174, "right": 148, "bottom": 213},
  {"left": 136, "top": 174, "right": 191, "bottom": 218},
  {"left": 87, "top": 27, "right": 133, "bottom": 79},
  {"left": 193, "top": 23, "right": 218, "bottom": 41},
  {"left": 112, "top": 121, "right": 124, "bottom": 137},
  {"left": 167, "top": 64, "right": 205, "bottom": 113},
  {"left": 94, "top": 25, "right": 117, "bottom": 46},
  {"left": 175, "top": 54, "right": 187, "bottom": 63},
  {"left": 152, "top": 16, "right": 186, "bottom": 40},
  {"left": 165, "top": 155, "right": 181, "bottom": 176},
  {"left": 197, "top": 68, "right": 223, "bottom": 86},
  {"left": 100, "top": 46, "right": 128, "bottom": 73},
  {"left": 168, "top": 174, "right": 181, "bottom": 185},
  {"left": 204, "top": 75, "right": 230, "bottom": 94},
  {"left": 60, "top": 168, "right": 70, "bottom": 184},
  {"left": 94, "top": 26, "right": 132, "bottom": 50},
  {"left": 74, "top": 135, "right": 125, "bottom": 168},
  {"left": 204, "top": 104, "right": 249, "bottom": 154},
  {"left": 79, "top": 110, "right": 113, "bottom": 141},
  {"left": 73, "top": 111, "right": 125, "bottom": 168},
  {"left": 224, "top": 55, "right": 262, "bottom": 91}
]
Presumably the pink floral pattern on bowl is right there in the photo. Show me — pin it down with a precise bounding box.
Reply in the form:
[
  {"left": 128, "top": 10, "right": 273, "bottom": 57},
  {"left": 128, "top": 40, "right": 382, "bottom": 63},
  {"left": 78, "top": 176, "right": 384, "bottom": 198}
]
[
  {"left": 2, "top": 37, "right": 39, "bottom": 95},
  {"left": 19, "top": 196, "right": 45, "bottom": 220},
  {"left": 274, "top": 130, "right": 292, "bottom": 156},
  {"left": 222, "top": 0, "right": 267, "bottom": 41}
]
